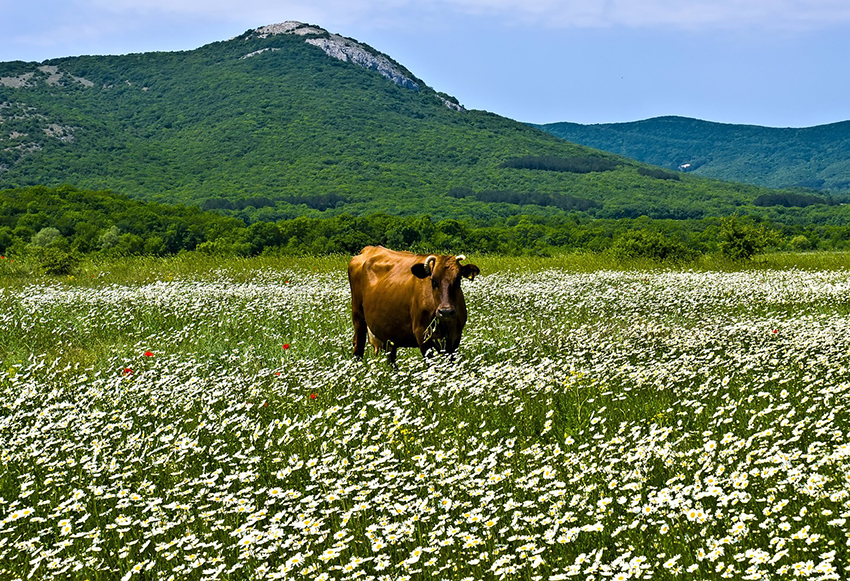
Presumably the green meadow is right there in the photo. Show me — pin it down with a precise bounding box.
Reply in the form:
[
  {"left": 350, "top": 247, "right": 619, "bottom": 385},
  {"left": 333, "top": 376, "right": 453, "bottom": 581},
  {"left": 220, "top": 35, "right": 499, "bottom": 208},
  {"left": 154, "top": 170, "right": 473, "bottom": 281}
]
[{"left": 0, "top": 252, "right": 848, "bottom": 580}]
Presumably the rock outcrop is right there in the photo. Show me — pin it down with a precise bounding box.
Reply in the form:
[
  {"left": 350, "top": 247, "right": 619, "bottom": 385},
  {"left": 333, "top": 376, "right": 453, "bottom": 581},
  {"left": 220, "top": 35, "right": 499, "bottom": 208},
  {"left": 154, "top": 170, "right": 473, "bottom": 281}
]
[
  {"left": 0, "top": 66, "right": 93, "bottom": 89},
  {"left": 250, "top": 22, "right": 422, "bottom": 92},
  {"left": 305, "top": 36, "right": 420, "bottom": 91}
]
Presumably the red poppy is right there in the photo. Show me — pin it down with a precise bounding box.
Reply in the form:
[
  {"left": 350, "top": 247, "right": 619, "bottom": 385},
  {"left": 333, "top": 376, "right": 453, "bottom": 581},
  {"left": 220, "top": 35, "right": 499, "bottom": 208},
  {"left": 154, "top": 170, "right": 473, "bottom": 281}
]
[
  {"left": 310, "top": 393, "right": 317, "bottom": 400},
  {"left": 772, "top": 329, "right": 779, "bottom": 334},
  {"left": 122, "top": 367, "right": 133, "bottom": 375},
  {"left": 144, "top": 350, "right": 154, "bottom": 357},
  {"left": 274, "top": 371, "right": 281, "bottom": 376},
  {"left": 282, "top": 344, "right": 290, "bottom": 350}
]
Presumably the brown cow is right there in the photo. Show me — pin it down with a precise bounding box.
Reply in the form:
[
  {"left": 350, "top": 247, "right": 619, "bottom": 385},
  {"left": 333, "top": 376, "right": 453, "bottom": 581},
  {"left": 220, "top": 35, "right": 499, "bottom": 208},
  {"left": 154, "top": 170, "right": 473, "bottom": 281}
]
[{"left": 348, "top": 246, "right": 480, "bottom": 363}]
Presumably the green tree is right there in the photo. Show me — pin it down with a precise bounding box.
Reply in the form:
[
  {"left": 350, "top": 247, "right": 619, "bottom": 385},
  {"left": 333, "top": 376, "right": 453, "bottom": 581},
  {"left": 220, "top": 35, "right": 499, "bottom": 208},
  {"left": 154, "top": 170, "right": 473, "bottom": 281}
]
[
  {"left": 31, "top": 227, "right": 65, "bottom": 248},
  {"left": 247, "top": 221, "right": 283, "bottom": 254},
  {"left": 99, "top": 225, "right": 121, "bottom": 250},
  {"left": 788, "top": 234, "right": 812, "bottom": 251},
  {"left": 115, "top": 233, "right": 145, "bottom": 255},
  {"left": 718, "top": 216, "right": 781, "bottom": 260},
  {"left": 144, "top": 235, "right": 167, "bottom": 256},
  {"left": 0, "top": 227, "right": 13, "bottom": 254}
]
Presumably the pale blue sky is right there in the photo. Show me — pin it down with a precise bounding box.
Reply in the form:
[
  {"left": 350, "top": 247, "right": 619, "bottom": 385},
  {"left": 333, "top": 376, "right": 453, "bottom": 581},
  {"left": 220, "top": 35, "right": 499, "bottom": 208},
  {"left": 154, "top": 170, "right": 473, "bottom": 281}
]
[{"left": 3, "top": 0, "right": 849, "bottom": 127}]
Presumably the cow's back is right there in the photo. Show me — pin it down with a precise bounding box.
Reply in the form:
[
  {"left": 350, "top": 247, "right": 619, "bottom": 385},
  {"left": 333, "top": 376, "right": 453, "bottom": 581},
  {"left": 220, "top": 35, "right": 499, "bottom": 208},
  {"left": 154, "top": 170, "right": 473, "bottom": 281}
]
[
  {"left": 348, "top": 246, "right": 424, "bottom": 347},
  {"left": 349, "top": 246, "right": 420, "bottom": 287}
]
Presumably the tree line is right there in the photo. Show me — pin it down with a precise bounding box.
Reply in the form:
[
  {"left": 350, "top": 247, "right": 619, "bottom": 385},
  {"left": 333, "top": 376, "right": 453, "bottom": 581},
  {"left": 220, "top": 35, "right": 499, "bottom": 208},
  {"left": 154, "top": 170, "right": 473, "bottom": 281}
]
[
  {"left": 499, "top": 155, "right": 621, "bottom": 173},
  {"left": 446, "top": 187, "right": 600, "bottom": 212},
  {"left": 3, "top": 186, "right": 850, "bottom": 275}
]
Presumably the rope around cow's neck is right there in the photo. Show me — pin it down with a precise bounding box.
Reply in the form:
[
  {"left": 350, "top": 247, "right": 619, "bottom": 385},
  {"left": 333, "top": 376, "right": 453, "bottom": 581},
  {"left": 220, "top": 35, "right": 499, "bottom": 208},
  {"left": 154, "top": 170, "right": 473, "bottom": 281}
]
[{"left": 422, "top": 316, "right": 447, "bottom": 352}]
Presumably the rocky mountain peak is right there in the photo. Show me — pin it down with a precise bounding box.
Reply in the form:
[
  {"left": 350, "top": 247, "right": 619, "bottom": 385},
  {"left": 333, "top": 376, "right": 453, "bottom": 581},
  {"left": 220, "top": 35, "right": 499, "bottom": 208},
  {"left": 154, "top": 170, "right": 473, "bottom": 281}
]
[{"left": 249, "top": 22, "right": 423, "bottom": 92}]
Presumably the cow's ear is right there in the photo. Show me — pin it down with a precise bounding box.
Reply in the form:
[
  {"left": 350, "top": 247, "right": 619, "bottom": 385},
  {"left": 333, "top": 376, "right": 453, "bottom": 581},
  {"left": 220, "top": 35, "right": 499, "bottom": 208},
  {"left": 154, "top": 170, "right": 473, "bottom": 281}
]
[
  {"left": 411, "top": 264, "right": 431, "bottom": 278},
  {"left": 461, "top": 264, "right": 480, "bottom": 281}
]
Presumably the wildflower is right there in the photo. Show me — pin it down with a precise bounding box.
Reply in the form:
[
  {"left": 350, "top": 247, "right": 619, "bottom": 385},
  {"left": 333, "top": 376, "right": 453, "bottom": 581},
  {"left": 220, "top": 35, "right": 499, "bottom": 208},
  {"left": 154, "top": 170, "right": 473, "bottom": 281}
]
[
  {"left": 143, "top": 350, "right": 154, "bottom": 357},
  {"left": 122, "top": 367, "right": 133, "bottom": 375},
  {"left": 529, "top": 553, "right": 545, "bottom": 568},
  {"left": 310, "top": 393, "right": 317, "bottom": 400},
  {"left": 120, "top": 561, "right": 147, "bottom": 581},
  {"left": 283, "top": 343, "right": 290, "bottom": 350},
  {"left": 730, "top": 521, "right": 747, "bottom": 536},
  {"left": 16, "top": 507, "right": 34, "bottom": 519},
  {"left": 405, "top": 547, "right": 424, "bottom": 565}
]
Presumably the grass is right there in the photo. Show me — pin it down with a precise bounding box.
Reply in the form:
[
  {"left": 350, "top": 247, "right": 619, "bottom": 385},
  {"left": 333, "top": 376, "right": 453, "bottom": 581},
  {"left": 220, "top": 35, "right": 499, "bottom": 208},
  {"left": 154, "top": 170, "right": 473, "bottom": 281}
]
[
  {"left": 3, "top": 247, "right": 849, "bottom": 288},
  {"left": 0, "top": 252, "right": 848, "bottom": 580}
]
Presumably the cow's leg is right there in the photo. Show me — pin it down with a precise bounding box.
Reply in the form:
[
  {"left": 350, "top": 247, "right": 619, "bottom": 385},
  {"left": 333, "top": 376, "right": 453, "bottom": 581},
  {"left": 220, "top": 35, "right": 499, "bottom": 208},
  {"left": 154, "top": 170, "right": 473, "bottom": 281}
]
[
  {"left": 368, "top": 328, "right": 383, "bottom": 356},
  {"left": 445, "top": 334, "right": 460, "bottom": 354},
  {"left": 415, "top": 326, "right": 432, "bottom": 359},
  {"left": 419, "top": 342, "right": 434, "bottom": 358},
  {"left": 351, "top": 297, "right": 367, "bottom": 359},
  {"left": 387, "top": 343, "right": 399, "bottom": 365},
  {"left": 445, "top": 336, "right": 460, "bottom": 361}
]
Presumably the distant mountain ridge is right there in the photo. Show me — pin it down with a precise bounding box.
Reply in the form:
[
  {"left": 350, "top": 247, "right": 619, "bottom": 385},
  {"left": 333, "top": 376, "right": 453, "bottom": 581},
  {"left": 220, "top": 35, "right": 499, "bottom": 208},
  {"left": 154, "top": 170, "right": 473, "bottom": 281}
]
[
  {"left": 536, "top": 116, "right": 850, "bottom": 193},
  {"left": 0, "top": 23, "right": 830, "bottom": 224}
]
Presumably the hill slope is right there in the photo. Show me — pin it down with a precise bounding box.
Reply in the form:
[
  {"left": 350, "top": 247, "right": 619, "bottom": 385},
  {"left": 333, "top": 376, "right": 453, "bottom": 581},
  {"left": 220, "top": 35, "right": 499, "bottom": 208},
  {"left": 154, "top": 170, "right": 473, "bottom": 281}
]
[
  {"left": 0, "top": 24, "right": 811, "bottom": 223},
  {"left": 536, "top": 116, "right": 850, "bottom": 193}
]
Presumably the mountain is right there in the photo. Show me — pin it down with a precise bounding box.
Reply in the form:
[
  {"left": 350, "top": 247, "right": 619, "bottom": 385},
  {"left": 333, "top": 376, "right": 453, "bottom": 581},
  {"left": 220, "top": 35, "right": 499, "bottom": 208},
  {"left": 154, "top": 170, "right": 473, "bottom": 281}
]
[
  {"left": 536, "top": 116, "right": 850, "bottom": 193},
  {"left": 0, "top": 23, "right": 825, "bottom": 224}
]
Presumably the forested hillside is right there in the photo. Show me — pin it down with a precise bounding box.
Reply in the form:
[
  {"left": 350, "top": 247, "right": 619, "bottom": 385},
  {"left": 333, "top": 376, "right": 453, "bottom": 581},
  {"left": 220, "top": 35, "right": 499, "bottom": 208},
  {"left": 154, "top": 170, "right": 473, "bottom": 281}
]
[
  {"left": 0, "top": 23, "right": 805, "bottom": 224},
  {"left": 537, "top": 116, "right": 850, "bottom": 192}
]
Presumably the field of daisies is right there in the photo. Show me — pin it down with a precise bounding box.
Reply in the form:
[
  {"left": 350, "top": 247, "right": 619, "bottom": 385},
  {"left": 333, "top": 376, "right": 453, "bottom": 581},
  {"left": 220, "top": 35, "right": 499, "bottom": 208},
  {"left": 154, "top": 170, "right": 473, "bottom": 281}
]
[{"left": 1, "top": 255, "right": 849, "bottom": 581}]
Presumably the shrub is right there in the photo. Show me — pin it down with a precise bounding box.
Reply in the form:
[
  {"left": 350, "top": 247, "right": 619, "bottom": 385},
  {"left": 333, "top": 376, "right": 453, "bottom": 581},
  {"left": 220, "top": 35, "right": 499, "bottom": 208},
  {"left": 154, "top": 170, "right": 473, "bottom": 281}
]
[
  {"left": 611, "top": 230, "right": 693, "bottom": 262},
  {"left": 28, "top": 246, "right": 80, "bottom": 275},
  {"left": 718, "top": 216, "right": 782, "bottom": 261},
  {"left": 788, "top": 235, "right": 812, "bottom": 251}
]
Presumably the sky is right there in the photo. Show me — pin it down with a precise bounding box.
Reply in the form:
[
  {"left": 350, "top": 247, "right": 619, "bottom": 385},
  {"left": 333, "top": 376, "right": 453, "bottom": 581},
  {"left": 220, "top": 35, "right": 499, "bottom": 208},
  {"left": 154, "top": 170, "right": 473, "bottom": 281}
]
[{"left": 3, "top": 0, "right": 849, "bottom": 127}]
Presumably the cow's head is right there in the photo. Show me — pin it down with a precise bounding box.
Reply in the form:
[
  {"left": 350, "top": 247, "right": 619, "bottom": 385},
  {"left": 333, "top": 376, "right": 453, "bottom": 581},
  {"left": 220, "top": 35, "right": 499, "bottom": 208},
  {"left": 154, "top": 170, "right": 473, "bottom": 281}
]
[{"left": 411, "top": 254, "right": 480, "bottom": 320}]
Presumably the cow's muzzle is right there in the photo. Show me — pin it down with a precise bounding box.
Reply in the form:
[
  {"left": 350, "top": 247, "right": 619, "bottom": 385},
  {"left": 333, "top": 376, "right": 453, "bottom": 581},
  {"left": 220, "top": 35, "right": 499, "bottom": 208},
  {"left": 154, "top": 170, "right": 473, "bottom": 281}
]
[{"left": 437, "top": 307, "right": 457, "bottom": 320}]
